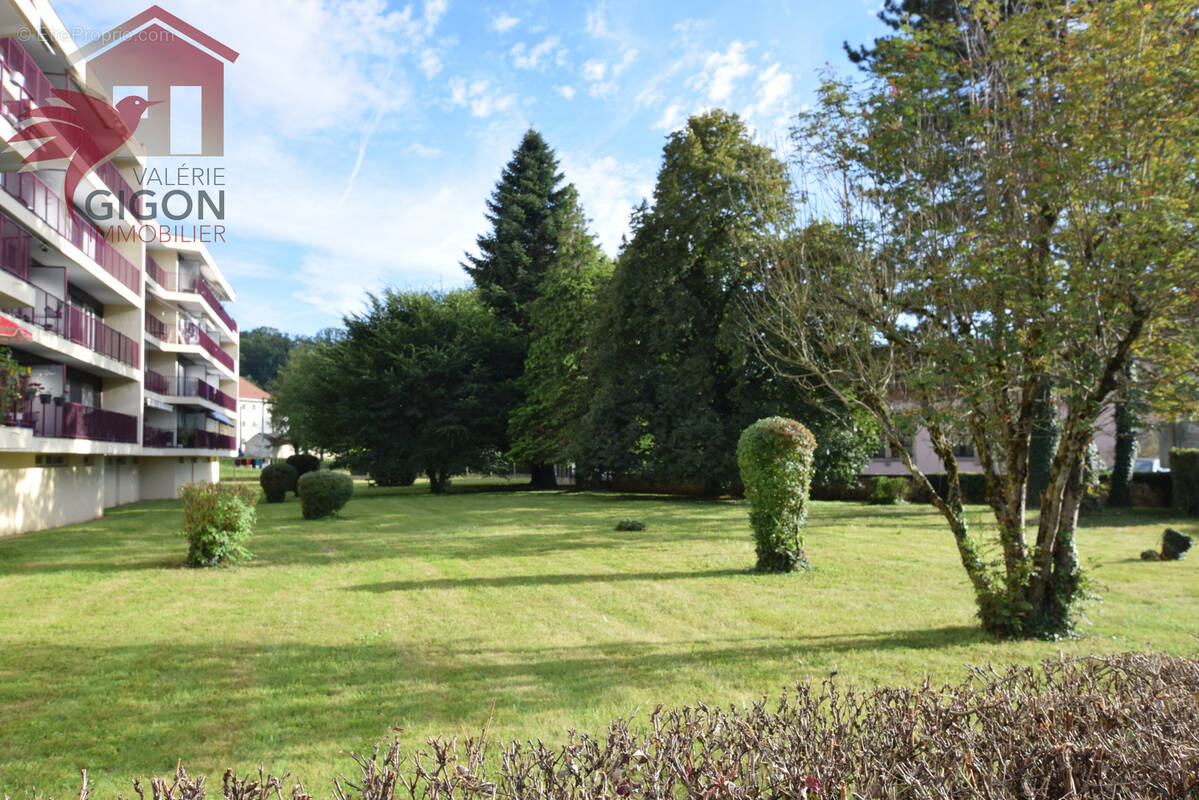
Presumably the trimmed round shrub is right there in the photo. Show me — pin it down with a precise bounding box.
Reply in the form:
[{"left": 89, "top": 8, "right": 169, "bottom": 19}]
[
  {"left": 259, "top": 462, "right": 297, "bottom": 503},
  {"left": 298, "top": 471, "right": 354, "bottom": 519},
  {"left": 287, "top": 453, "right": 321, "bottom": 494},
  {"left": 737, "top": 416, "right": 816, "bottom": 572}
]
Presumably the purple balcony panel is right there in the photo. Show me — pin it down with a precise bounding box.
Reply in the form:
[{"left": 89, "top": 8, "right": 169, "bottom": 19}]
[
  {"left": 188, "top": 276, "right": 237, "bottom": 332},
  {"left": 144, "top": 370, "right": 170, "bottom": 394},
  {"left": 146, "top": 256, "right": 170, "bottom": 289},
  {"left": 4, "top": 284, "right": 139, "bottom": 368},
  {"left": 0, "top": 212, "right": 31, "bottom": 281},
  {"left": 144, "top": 311, "right": 168, "bottom": 341},
  {"left": 33, "top": 400, "right": 138, "bottom": 443},
  {"left": 0, "top": 39, "right": 55, "bottom": 122},
  {"left": 178, "top": 429, "right": 236, "bottom": 451},
  {"left": 96, "top": 161, "right": 142, "bottom": 218},
  {"left": 143, "top": 425, "right": 175, "bottom": 448},
  {"left": 0, "top": 171, "right": 141, "bottom": 294}
]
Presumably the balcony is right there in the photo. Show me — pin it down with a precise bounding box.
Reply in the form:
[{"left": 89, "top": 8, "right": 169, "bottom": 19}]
[
  {"left": 0, "top": 39, "right": 55, "bottom": 123},
  {"left": 0, "top": 171, "right": 140, "bottom": 294},
  {"left": 146, "top": 257, "right": 171, "bottom": 289},
  {"left": 21, "top": 396, "right": 139, "bottom": 443},
  {"left": 95, "top": 162, "right": 142, "bottom": 219},
  {"left": 144, "top": 369, "right": 170, "bottom": 394},
  {"left": 4, "top": 283, "right": 139, "bottom": 368},
  {"left": 144, "top": 425, "right": 234, "bottom": 451},
  {"left": 150, "top": 375, "right": 236, "bottom": 411},
  {"left": 0, "top": 213, "right": 31, "bottom": 281},
  {"left": 143, "top": 314, "right": 234, "bottom": 371},
  {"left": 180, "top": 274, "right": 237, "bottom": 332}
]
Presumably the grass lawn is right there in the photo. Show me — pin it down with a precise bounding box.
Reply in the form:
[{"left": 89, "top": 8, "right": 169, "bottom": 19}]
[
  {"left": 219, "top": 458, "right": 263, "bottom": 480},
  {"left": 0, "top": 483, "right": 1195, "bottom": 795}
]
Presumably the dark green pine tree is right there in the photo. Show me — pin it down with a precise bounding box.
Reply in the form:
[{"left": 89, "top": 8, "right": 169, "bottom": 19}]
[
  {"left": 464, "top": 129, "right": 574, "bottom": 488},
  {"left": 464, "top": 130, "right": 570, "bottom": 332},
  {"left": 507, "top": 188, "right": 611, "bottom": 474}
]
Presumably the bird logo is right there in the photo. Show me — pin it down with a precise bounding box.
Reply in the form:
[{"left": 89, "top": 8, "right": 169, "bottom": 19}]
[{"left": 6, "top": 88, "right": 159, "bottom": 210}]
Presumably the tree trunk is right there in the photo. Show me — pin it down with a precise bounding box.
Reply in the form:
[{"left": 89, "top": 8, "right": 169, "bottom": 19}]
[
  {"left": 529, "top": 462, "right": 558, "bottom": 489},
  {"left": 1027, "top": 383, "right": 1058, "bottom": 509},
  {"left": 427, "top": 467, "right": 450, "bottom": 494},
  {"left": 1108, "top": 364, "right": 1138, "bottom": 507}
]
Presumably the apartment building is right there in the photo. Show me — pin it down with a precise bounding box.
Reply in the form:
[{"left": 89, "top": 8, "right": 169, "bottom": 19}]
[{"left": 0, "top": 1, "right": 238, "bottom": 536}]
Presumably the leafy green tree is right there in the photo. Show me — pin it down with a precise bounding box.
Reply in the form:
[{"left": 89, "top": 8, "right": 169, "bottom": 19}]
[
  {"left": 339, "top": 290, "right": 522, "bottom": 493},
  {"left": 239, "top": 327, "right": 300, "bottom": 388},
  {"left": 748, "top": 0, "right": 1199, "bottom": 637},
  {"left": 578, "top": 110, "right": 875, "bottom": 492},
  {"left": 464, "top": 129, "right": 581, "bottom": 487},
  {"left": 507, "top": 189, "right": 612, "bottom": 472},
  {"left": 1026, "top": 384, "right": 1059, "bottom": 508}
]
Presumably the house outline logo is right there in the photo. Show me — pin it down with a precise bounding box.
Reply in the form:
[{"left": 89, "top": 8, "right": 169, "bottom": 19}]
[{"left": 71, "top": 4, "right": 239, "bottom": 158}]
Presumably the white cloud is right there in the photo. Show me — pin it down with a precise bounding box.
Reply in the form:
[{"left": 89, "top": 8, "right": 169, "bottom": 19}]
[
  {"left": 448, "top": 77, "right": 518, "bottom": 117},
  {"left": 408, "top": 142, "right": 444, "bottom": 158},
  {"left": 511, "top": 36, "right": 561, "bottom": 70},
  {"left": 556, "top": 85, "right": 577, "bottom": 100},
  {"left": 697, "top": 40, "right": 754, "bottom": 103},
  {"left": 585, "top": 5, "right": 609, "bottom": 38},
  {"left": 582, "top": 59, "right": 607, "bottom": 82},
  {"left": 560, "top": 153, "right": 656, "bottom": 254},
  {"left": 419, "top": 48, "right": 442, "bottom": 78},
  {"left": 612, "top": 48, "right": 637, "bottom": 76},
  {"left": 653, "top": 103, "right": 687, "bottom": 131},
  {"left": 423, "top": 0, "right": 447, "bottom": 35},
  {"left": 491, "top": 13, "right": 520, "bottom": 33},
  {"left": 742, "top": 62, "right": 793, "bottom": 121}
]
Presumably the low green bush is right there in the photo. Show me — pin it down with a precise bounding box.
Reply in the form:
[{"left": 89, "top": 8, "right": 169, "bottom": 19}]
[
  {"left": 286, "top": 453, "right": 321, "bottom": 494},
  {"left": 870, "top": 475, "right": 910, "bottom": 505},
  {"left": 737, "top": 416, "right": 816, "bottom": 572},
  {"left": 178, "top": 482, "right": 259, "bottom": 566},
  {"left": 1131, "top": 471, "right": 1172, "bottom": 506},
  {"left": 298, "top": 471, "right": 354, "bottom": 519},
  {"left": 1170, "top": 448, "right": 1199, "bottom": 516},
  {"left": 615, "top": 519, "right": 645, "bottom": 531},
  {"left": 259, "top": 462, "right": 297, "bottom": 503}
]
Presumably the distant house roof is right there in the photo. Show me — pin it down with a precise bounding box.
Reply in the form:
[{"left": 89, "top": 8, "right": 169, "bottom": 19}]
[{"left": 239, "top": 377, "right": 270, "bottom": 401}]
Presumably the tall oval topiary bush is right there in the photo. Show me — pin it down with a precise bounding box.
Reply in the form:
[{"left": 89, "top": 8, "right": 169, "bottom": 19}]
[
  {"left": 737, "top": 417, "right": 816, "bottom": 572},
  {"left": 298, "top": 471, "right": 354, "bottom": 519},
  {"left": 259, "top": 462, "right": 297, "bottom": 503}
]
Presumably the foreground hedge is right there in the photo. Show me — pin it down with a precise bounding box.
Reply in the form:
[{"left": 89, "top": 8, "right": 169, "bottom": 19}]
[{"left": 62, "top": 653, "right": 1199, "bottom": 800}]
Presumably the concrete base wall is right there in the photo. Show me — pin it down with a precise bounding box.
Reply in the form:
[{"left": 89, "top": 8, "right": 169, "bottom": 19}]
[
  {"left": 139, "top": 456, "right": 220, "bottom": 500},
  {"left": 0, "top": 454, "right": 219, "bottom": 538},
  {"left": 0, "top": 453, "right": 108, "bottom": 537}
]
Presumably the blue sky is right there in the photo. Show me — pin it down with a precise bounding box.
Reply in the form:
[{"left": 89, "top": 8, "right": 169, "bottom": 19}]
[{"left": 57, "top": 0, "right": 889, "bottom": 335}]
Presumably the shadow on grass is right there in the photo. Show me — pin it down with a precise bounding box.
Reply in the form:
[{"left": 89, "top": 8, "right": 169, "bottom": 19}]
[
  {"left": 347, "top": 568, "right": 750, "bottom": 593},
  {"left": 0, "top": 623, "right": 991, "bottom": 793}
]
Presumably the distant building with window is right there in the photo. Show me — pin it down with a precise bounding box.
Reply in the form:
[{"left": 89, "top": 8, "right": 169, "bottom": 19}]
[{"left": 237, "top": 377, "right": 291, "bottom": 461}]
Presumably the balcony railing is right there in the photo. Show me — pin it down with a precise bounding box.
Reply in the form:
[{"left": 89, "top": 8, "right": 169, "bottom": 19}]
[
  {"left": 180, "top": 275, "right": 237, "bottom": 332},
  {"left": 28, "top": 397, "right": 138, "bottom": 443},
  {"left": 0, "top": 171, "right": 140, "bottom": 294},
  {"left": 146, "top": 257, "right": 171, "bottom": 289},
  {"left": 0, "top": 212, "right": 31, "bottom": 281},
  {"left": 178, "top": 428, "right": 236, "bottom": 451},
  {"left": 144, "top": 317, "right": 234, "bottom": 371},
  {"left": 144, "top": 369, "right": 170, "bottom": 394},
  {"left": 0, "top": 39, "right": 55, "bottom": 122},
  {"left": 143, "top": 425, "right": 175, "bottom": 448},
  {"left": 4, "top": 284, "right": 139, "bottom": 368},
  {"left": 95, "top": 162, "right": 142, "bottom": 219},
  {"left": 157, "top": 376, "right": 236, "bottom": 411}
]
